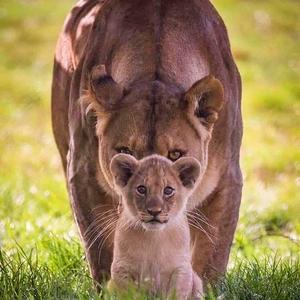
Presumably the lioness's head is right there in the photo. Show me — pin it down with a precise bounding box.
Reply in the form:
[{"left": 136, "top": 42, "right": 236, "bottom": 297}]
[
  {"left": 84, "top": 65, "right": 224, "bottom": 195},
  {"left": 110, "top": 154, "right": 200, "bottom": 231}
]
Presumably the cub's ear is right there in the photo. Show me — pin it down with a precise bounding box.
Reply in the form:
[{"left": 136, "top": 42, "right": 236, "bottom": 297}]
[
  {"left": 184, "top": 75, "right": 224, "bottom": 127},
  {"left": 173, "top": 157, "right": 201, "bottom": 189},
  {"left": 88, "top": 64, "right": 124, "bottom": 111},
  {"left": 110, "top": 154, "right": 138, "bottom": 188}
]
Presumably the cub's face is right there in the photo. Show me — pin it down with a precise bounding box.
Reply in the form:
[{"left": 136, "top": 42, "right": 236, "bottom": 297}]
[{"left": 110, "top": 154, "right": 200, "bottom": 231}]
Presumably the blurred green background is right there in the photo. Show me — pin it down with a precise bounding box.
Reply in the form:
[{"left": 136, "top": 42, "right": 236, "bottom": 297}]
[{"left": 0, "top": 0, "right": 299, "bottom": 298}]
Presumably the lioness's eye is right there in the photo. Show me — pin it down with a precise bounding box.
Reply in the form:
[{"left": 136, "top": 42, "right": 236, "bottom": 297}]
[
  {"left": 168, "top": 150, "right": 183, "bottom": 161},
  {"left": 116, "top": 147, "right": 133, "bottom": 155},
  {"left": 136, "top": 185, "right": 147, "bottom": 195},
  {"left": 164, "top": 186, "right": 174, "bottom": 197}
]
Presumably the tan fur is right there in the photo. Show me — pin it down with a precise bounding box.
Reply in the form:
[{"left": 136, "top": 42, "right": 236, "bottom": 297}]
[
  {"left": 52, "top": 0, "right": 242, "bottom": 286},
  {"left": 110, "top": 154, "right": 203, "bottom": 299}
]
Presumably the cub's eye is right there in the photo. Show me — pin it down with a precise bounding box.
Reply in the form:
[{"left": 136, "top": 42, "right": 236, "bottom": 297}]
[
  {"left": 117, "top": 147, "right": 133, "bottom": 155},
  {"left": 164, "top": 186, "right": 175, "bottom": 197},
  {"left": 168, "top": 150, "right": 183, "bottom": 161},
  {"left": 136, "top": 185, "right": 147, "bottom": 195}
]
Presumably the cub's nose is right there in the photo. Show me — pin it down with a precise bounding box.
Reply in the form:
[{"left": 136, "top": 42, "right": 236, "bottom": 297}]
[{"left": 147, "top": 207, "right": 162, "bottom": 217}]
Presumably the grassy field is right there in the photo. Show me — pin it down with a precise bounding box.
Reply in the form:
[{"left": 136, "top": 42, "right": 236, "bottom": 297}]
[{"left": 0, "top": 0, "right": 299, "bottom": 299}]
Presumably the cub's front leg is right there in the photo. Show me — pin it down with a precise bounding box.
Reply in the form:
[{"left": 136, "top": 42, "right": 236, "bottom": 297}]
[
  {"left": 192, "top": 271, "right": 203, "bottom": 300},
  {"left": 168, "top": 266, "right": 203, "bottom": 300},
  {"left": 109, "top": 262, "right": 135, "bottom": 292}
]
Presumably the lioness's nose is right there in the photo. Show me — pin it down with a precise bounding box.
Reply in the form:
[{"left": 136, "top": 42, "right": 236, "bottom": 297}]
[{"left": 147, "top": 207, "right": 162, "bottom": 217}]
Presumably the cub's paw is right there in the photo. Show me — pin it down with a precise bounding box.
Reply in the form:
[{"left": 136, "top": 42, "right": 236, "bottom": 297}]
[
  {"left": 191, "top": 272, "right": 203, "bottom": 300},
  {"left": 107, "top": 279, "right": 119, "bottom": 293}
]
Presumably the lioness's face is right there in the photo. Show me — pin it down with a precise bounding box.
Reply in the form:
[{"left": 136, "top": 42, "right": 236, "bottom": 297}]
[
  {"left": 85, "top": 65, "right": 224, "bottom": 194},
  {"left": 110, "top": 154, "right": 200, "bottom": 231}
]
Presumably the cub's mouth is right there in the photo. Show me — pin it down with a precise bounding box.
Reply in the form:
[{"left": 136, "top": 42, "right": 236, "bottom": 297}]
[
  {"left": 141, "top": 218, "right": 168, "bottom": 231},
  {"left": 145, "top": 218, "right": 168, "bottom": 224}
]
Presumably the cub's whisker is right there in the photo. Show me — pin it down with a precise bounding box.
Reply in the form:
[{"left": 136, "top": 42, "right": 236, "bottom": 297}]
[
  {"left": 97, "top": 220, "right": 118, "bottom": 264},
  {"left": 187, "top": 218, "right": 216, "bottom": 247},
  {"left": 86, "top": 216, "right": 118, "bottom": 251},
  {"left": 186, "top": 210, "right": 216, "bottom": 230},
  {"left": 85, "top": 215, "right": 116, "bottom": 243},
  {"left": 84, "top": 210, "right": 117, "bottom": 239}
]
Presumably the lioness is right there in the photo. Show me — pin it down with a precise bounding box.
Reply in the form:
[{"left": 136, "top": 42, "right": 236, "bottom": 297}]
[
  {"left": 109, "top": 154, "right": 203, "bottom": 299},
  {"left": 52, "top": 0, "right": 242, "bottom": 286}
]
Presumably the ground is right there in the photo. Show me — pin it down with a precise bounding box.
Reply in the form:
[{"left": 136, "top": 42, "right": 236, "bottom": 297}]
[{"left": 0, "top": 0, "right": 299, "bottom": 299}]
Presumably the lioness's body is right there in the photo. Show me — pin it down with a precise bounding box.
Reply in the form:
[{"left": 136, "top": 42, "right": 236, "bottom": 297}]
[{"left": 52, "top": 0, "right": 242, "bottom": 285}]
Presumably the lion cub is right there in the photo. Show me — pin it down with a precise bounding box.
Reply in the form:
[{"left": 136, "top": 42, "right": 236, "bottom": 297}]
[{"left": 110, "top": 154, "right": 203, "bottom": 299}]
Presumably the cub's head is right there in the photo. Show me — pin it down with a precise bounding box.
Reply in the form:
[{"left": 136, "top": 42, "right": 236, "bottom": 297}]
[
  {"left": 83, "top": 64, "right": 224, "bottom": 196},
  {"left": 110, "top": 154, "right": 201, "bottom": 231}
]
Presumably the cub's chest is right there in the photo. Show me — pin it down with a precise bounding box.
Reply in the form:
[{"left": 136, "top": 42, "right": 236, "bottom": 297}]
[
  {"left": 125, "top": 245, "right": 185, "bottom": 293},
  {"left": 120, "top": 233, "right": 189, "bottom": 276}
]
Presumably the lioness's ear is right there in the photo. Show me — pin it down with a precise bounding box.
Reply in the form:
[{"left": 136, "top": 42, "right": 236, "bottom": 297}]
[
  {"left": 185, "top": 75, "right": 224, "bottom": 127},
  {"left": 110, "top": 154, "right": 138, "bottom": 188},
  {"left": 173, "top": 157, "right": 201, "bottom": 189},
  {"left": 89, "top": 64, "right": 124, "bottom": 111}
]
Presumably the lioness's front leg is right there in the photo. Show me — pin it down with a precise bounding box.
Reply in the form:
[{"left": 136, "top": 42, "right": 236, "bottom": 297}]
[
  {"left": 68, "top": 159, "right": 114, "bottom": 283},
  {"left": 67, "top": 66, "right": 115, "bottom": 284},
  {"left": 191, "top": 174, "right": 242, "bottom": 284},
  {"left": 68, "top": 155, "right": 115, "bottom": 284}
]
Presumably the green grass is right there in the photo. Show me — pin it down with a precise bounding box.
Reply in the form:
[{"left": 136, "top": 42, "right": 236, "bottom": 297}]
[
  {"left": 0, "top": 238, "right": 97, "bottom": 300},
  {"left": 208, "top": 258, "right": 300, "bottom": 300},
  {"left": 0, "top": 0, "right": 299, "bottom": 298},
  {"left": 1, "top": 238, "right": 300, "bottom": 300}
]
